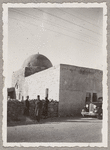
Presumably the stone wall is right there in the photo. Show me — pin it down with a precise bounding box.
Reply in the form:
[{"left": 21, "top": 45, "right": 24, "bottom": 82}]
[
  {"left": 7, "top": 99, "right": 59, "bottom": 122},
  {"left": 7, "top": 99, "right": 24, "bottom": 121}
]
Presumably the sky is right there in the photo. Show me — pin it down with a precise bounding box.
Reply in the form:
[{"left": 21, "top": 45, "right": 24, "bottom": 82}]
[{"left": 8, "top": 7, "right": 103, "bottom": 87}]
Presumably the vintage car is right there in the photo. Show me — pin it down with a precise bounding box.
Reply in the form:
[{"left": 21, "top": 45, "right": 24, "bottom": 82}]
[{"left": 81, "top": 101, "right": 102, "bottom": 119}]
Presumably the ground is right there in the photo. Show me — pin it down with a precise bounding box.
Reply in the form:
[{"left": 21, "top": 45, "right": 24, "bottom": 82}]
[{"left": 7, "top": 117, "right": 102, "bottom": 142}]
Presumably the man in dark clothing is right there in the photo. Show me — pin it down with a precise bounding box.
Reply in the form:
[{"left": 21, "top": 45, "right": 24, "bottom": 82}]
[
  {"left": 44, "top": 97, "right": 49, "bottom": 118},
  {"left": 24, "top": 96, "right": 30, "bottom": 116},
  {"left": 35, "top": 95, "right": 42, "bottom": 122}
]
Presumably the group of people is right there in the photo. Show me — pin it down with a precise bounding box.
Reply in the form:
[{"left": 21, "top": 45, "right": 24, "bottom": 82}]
[{"left": 24, "top": 95, "right": 49, "bottom": 122}]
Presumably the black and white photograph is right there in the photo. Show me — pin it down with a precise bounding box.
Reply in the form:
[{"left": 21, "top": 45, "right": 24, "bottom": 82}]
[{"left": 3, "top": 3, "right": 107, "bottom": 147}]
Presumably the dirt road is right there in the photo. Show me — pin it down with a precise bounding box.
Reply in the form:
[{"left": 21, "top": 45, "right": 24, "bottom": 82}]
[{"left": 7, "top": 117, "right": 102, "bottom": 142}]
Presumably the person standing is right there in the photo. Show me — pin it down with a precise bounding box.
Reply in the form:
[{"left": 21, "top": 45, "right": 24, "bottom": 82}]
[
  {"left": 24, "top": 96, "right": 30, "bottom": 116},
  {"left": 44, "top": 97, "right": 49, "bottom": 118},
  {"left": 35, "top": 95, "right": 42, "bottom": 122}
]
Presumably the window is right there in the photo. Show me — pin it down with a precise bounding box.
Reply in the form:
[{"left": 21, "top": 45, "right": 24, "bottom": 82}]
[
  {"left": 92, "top": 93, "right": 97, "bottom": 102},
  {"left": 22, "top": 96, "right": 24, "bottom": 101},
  {"left": 85, "top": 92, "right": 91, "bottom": 103},
  {"left": 19, "top": 93, "right": 21, "bottom": 100},
  {"left": 15, "top": 83, "right": 18, "bottom": 89}
]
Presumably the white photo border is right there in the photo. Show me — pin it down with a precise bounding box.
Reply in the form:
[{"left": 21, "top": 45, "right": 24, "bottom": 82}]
[{"left": 3, "top": 2, "right": 108, "bottom": 147}]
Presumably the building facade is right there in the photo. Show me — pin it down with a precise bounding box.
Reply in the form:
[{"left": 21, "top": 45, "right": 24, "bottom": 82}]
[{"left": 10, "top": 54, "right": 103, "bottom": 116}]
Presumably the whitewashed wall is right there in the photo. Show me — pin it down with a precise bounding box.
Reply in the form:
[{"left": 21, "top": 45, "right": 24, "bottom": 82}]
[{"left": 24, "top": 65, "right": 60, "bottom": 100}]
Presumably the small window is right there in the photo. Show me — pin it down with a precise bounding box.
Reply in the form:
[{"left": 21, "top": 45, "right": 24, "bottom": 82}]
[
  {"left": 92, "top": 93, "right": 97, "bottom": 102},
  {"left": 22, "top": 96, "right": 24, "bottom": 100},
  {"left": 15, "top": 83, "right": 18, "bottom": 89},
  {"left": 85, "top": 92, "right": 91, "bottom": 103},
  {"left": 19, "top": 93, "right": 21, "bottom": 100}
]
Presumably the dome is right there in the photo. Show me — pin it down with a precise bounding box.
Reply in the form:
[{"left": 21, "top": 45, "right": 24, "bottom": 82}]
[{"left": 22, "top": 53, "right": 52, "bottom": 69}]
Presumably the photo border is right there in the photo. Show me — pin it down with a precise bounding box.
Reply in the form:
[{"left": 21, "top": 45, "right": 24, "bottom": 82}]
[{"left": 2, "top": 2, "right": 108, "bottom": 148}]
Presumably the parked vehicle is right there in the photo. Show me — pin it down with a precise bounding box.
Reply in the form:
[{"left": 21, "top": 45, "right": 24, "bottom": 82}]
[{"left": 81, "top": 100, "right": 102, "bottom": 119}]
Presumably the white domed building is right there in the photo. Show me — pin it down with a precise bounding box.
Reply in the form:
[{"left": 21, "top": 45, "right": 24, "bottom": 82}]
[{"left": 9, "top": 53, "right": 102, "bottom": 116}]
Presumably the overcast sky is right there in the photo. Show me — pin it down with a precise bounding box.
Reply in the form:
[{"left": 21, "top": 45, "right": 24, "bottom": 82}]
[{"left": 8, "top": 7, "right": 103, "bottom": 87}]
